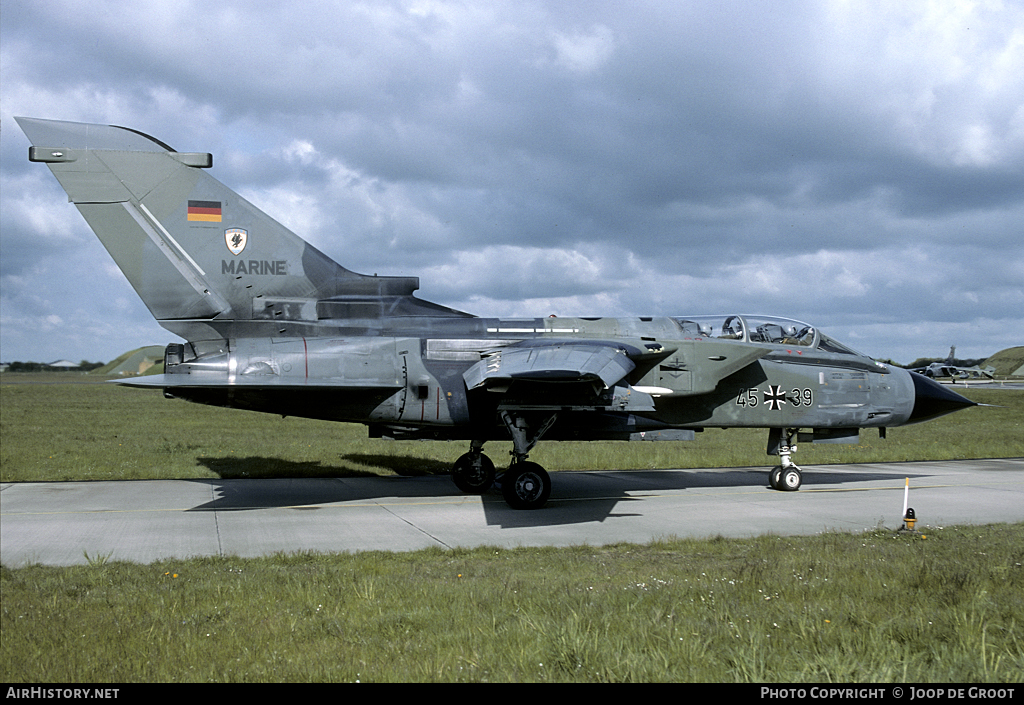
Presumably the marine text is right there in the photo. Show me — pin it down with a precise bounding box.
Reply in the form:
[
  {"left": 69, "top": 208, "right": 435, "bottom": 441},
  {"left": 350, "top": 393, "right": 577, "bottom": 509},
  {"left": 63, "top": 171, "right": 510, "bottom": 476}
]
[{"left": 222, "top": 260, "right": 287, "bottom": 275}]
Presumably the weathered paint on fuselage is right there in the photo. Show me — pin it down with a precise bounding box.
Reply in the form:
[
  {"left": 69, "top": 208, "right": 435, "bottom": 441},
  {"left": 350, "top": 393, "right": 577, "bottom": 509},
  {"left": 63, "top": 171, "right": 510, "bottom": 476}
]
[{"left": 164, "top": 314, "right": 917, "bottom": 441}]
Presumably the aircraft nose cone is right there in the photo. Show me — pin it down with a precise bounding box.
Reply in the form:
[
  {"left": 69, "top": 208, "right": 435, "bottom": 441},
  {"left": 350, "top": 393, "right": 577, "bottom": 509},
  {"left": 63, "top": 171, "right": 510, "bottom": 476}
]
[{"left": 909, "top": 372, "right": 976, "bottom": 423}]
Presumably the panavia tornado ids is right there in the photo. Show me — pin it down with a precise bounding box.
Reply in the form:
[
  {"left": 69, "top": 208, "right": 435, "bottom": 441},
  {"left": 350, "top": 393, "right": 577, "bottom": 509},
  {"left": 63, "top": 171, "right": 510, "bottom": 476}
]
[
  {"left": 16, "top": 117, "right": 977, "bottom": 509},
  {"left": 911, "top": 346, "right": 995, "bottom": 380}
]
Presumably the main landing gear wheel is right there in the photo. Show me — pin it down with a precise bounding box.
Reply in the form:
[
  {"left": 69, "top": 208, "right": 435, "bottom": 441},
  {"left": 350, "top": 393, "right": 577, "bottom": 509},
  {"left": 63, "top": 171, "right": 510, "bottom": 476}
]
[
  {"left": 769, "top": 466, "right": 783, "bottom": 490},
  {"left": 501, "top": 461, "right": 551, "bottom": 510},
  {"left": 451, "top": 452, "right": 495, "bottom": 494}
]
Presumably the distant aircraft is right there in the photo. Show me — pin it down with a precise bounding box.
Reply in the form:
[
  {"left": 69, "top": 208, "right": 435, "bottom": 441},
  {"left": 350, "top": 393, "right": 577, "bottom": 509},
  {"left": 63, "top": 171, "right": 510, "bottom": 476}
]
[
  {"left": 17, "top": 117, "right": 977, "bottom": 509},
  {"left": 911, "top": 347, "right": 995, "bottom": 380}
]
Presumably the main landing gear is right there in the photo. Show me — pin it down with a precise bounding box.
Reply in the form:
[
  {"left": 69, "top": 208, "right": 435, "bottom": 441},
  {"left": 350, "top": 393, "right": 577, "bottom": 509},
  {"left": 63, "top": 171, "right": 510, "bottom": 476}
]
[
  {"left": 768, "top": 428, "right": 802, "bottom": 492},
  {"left": 450, "top": 412, "right": 557, "bottom": 510},
  {"left": 451, "top": 440, "right": 495, "bottom": 494}
]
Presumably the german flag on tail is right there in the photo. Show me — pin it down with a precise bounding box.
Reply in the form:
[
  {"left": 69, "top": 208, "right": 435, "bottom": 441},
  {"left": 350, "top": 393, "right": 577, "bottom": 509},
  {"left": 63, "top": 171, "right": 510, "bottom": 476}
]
[{"left": 187, "top": 200, "right": 222, "bottom": 222}]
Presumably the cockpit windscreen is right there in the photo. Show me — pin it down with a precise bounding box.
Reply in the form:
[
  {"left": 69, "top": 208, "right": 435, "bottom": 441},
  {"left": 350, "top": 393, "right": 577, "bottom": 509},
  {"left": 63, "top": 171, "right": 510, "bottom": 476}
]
[{"left": 671, "top": 315, "right": 865, "bottom": 356}]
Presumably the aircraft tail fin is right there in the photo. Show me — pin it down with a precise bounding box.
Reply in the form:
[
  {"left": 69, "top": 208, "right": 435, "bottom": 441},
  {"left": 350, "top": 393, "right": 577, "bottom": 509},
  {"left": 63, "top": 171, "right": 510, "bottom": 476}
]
[{"left": 16, "top": 117, "right": 456, "bottom": 339}]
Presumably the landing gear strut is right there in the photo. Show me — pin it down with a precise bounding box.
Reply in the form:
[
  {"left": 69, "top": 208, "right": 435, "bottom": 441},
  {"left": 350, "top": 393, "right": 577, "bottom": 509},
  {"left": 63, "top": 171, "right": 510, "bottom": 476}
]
[
  {"left": 498, "top": 411, "right": 557, "bottom": 510},
  {"left": 767, "top": 428, "right": 802, "bottom": 491}
]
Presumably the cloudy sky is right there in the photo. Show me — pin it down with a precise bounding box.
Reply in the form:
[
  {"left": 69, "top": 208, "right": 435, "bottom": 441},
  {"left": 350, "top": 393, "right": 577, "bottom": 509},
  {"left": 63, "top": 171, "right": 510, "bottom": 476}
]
[{"left": 2, "top": 0, "right": 1022, "bottom": 365}]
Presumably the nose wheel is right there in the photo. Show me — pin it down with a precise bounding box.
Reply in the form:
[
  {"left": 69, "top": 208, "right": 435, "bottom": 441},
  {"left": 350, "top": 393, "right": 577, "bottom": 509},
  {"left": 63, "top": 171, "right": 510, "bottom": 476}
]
[{"left": 769, "top": 464, "right": 802, "bottom": 491}]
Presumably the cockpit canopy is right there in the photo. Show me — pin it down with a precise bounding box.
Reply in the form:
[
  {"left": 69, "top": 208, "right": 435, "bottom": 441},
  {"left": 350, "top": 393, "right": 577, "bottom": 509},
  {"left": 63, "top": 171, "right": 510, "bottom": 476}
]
[{"left": 671, "top": 315, "right": 865, "bottom": 356}]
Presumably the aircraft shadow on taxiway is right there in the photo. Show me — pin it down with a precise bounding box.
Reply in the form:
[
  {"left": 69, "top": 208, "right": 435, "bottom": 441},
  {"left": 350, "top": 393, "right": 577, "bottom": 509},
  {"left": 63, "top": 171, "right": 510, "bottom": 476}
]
[{"left": 187, "top": 455, "right": 915, "bottom": 528}]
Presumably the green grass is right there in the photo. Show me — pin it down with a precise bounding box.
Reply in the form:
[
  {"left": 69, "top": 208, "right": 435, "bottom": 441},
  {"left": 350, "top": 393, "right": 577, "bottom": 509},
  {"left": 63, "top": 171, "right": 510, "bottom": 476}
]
[
  {"left": 1, "top": 379, "right": 1021, "bottom": 483},
  {"left": 2, "top": 377, "right": 1023, "bottom": 682},
  {"left": 2, "top": 525, "right": 1022, "bottom": 682}
]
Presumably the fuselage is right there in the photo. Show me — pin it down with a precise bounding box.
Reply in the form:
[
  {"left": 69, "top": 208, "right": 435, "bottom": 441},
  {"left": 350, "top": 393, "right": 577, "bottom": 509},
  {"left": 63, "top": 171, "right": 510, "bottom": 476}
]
[{"left": 158, "top": 313, "right": 928, "bottom": 441}]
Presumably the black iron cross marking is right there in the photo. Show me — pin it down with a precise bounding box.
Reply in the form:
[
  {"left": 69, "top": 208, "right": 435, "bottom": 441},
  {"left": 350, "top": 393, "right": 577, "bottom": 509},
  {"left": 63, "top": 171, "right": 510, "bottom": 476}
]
[{"left": 763, "top": 385, "right": 787, "bottom": 411}]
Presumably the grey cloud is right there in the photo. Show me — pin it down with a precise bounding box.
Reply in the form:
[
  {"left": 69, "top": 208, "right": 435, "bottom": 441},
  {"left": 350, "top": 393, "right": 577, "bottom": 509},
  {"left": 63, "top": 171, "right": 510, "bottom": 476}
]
[{"left": 2, "top": 0, "right": 1021, "bottom": 364}]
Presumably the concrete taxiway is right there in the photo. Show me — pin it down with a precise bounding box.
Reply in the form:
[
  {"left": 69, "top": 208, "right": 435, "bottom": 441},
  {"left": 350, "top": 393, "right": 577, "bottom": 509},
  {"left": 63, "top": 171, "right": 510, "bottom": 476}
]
[{"left": 2, "top": 458, "right": 1021, "bottom": 567}]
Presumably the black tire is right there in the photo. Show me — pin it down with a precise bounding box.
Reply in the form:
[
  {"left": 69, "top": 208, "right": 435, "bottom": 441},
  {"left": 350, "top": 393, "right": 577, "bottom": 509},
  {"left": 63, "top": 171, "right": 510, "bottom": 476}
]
[
  {"left": 769, "top": 466, "right": 783, "bottom": 490},
  {"left": 501, "top": 462, "right": 551, "bottom": 510},
  {"left": 451, "top": 452, "right": 495, "bottom": 494}
]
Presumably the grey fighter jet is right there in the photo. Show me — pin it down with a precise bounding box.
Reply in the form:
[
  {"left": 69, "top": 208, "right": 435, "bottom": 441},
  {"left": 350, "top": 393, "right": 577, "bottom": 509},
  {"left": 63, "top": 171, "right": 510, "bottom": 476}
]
[
  {"left": 911, "top": 347, "right": 995, "bottom": 380},
  {"left": 16, "top": 117, "right": 977, "bottom": 509}
]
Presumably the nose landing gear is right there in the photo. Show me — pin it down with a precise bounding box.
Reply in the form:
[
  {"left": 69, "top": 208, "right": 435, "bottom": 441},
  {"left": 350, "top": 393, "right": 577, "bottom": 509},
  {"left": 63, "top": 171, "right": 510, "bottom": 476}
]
[{"left": 768, "top": 428, "right": 803, "bottom": 491}]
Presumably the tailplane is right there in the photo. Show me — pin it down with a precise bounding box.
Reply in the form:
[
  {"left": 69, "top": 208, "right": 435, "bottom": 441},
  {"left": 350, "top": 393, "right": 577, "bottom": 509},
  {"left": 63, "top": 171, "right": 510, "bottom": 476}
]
[{"left": 16, "top": 117, "right": 466, "bottom": 340}]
